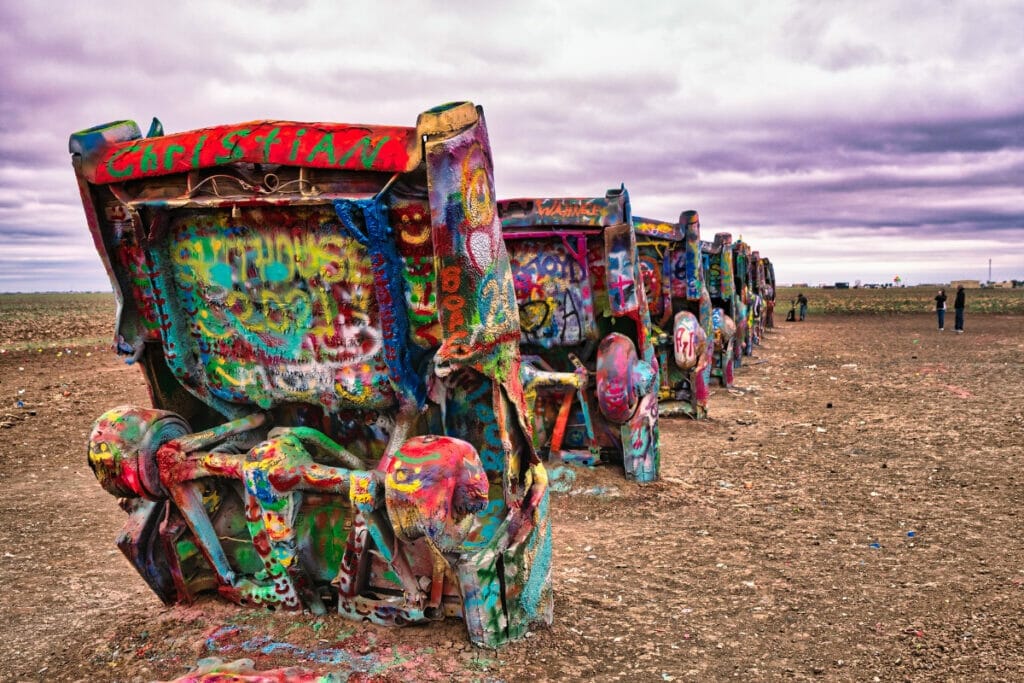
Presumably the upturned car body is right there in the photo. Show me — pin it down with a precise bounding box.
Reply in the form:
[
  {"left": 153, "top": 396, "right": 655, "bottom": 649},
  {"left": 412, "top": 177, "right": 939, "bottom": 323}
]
[
  {"left": 633, "top": 211, "right": 713, "bottom": 419},
  {"left": 70, "top": 102, "right": 552, "bottom": 647},
  {"left": 498, "top": 187, "right": 660, "bottom": 482}
]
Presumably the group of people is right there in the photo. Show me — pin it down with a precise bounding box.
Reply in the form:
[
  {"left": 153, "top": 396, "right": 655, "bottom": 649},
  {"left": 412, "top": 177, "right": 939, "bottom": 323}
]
[
  {"left": 934, "top": 285, "right": 967, "bottom": 333},
  {"left": 783, "top": 288, "right": 965, "bottom": 332}
]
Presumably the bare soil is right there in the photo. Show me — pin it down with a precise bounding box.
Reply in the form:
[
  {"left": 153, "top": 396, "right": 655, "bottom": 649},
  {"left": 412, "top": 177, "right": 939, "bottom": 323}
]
[{"left": 1, "top": 313, "right": 1022, "bottom": 682}]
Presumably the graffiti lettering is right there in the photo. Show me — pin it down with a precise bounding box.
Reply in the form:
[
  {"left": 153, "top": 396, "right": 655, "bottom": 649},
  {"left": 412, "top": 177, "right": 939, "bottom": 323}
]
[
  {"left": 170, "top": 215, "right": 391, "bottom": 408},
  {"left": 93, "top": 123, "right": 414, "bottom": 183},
  {"left": 175, "top": 229, "right": 373, "bottom": 290},
  {"left": 519, "top": 299, "right": 553, "bottom": 332},
  {"left": 535, "top": 198, "right": 606, "bottom": 220},
  {"left": 508, "top": 240, "right": 595, "bottom": 346}
]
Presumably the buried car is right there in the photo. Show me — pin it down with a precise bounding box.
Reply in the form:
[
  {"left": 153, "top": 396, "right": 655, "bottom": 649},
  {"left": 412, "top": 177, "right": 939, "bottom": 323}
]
[
  {"left": 633, "top": 210, "right": 714, "bottom": 419},
  {"left": 760, "top": 256, "right": 777, "bottom": 329},
  {"left": 701, "top": 233, "right": 739, "bottom": 388},
  {"left": 69, "top": 102, "right": 551, "bottom": 647},
  {"left": 732, "top": 238, "right": 760, "bottom": 358},
  {"left": 497, "top": 187, "right": 660, "bottom": 483}
]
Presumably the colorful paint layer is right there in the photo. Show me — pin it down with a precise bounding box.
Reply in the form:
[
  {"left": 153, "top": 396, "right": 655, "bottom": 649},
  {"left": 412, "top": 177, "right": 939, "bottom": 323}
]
[{"left": 70, "top": 102, "right": 551, "bottom": 647}]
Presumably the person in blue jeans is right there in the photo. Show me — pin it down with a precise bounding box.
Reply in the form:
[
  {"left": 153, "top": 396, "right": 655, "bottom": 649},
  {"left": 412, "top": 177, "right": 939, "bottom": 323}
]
[
  {"left": 954, "top": 285, "right": 966, "bottom": 333},
  {"left": 934, "top": 289, "right": 947, "bottom": 330},
  {"left": 797, "top": 292, "right": 808, "bottom": 321}
]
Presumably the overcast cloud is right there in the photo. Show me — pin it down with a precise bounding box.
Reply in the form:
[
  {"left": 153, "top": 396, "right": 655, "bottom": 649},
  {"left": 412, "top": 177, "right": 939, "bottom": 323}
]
[{"left": 1, "top": 0, "right": 1022, "bottom": 290}]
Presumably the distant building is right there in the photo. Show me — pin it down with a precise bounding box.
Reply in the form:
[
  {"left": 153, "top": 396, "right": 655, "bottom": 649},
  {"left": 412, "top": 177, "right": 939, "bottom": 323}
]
[
  {"left": 950, "top": 279, "right": 981, "bottom": 289},
  {"left": 834, "top": 282, "right": 850, "bottom": 289}
]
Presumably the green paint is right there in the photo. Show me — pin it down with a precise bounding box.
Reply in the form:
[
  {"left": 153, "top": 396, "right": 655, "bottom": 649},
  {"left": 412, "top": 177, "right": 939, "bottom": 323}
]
[
  {"left": 215, "top": 128, "right": 251, "bottom": 164},
  {"left": 140, "top": 144, "right": 159, "bottom": 173},
  {"left": 335, "top": 135, "right": 391, "bottom": 169},
  {"left": 295, "top": 502, "right": 349, "bottom": 580},
  {"left": 105, "top": 144, "right": 138, "bottom": 178},
  {"left": 289, "top": 128, "right": 307, "bottom": 161},
  {"left": 163, "top": 143, "right": 186, "bottom": 170},
  {"left": 305, "top": 133, "right": 336, "bottom": 164},
  {"left": 394, "top": 448, "right": 441, "bottom": 465},
  {"left": 191, "top": 134, "right": 208, "bottom": 167},
  {"left": 261, "top": 126, "right": 282, "bottom": 160},
  {"left": 115, "top": 415, "right": 143, "bottom": 441},
  {"left": 231, "top": 545, "right": 262, "bottom": 574},
  {"left": 176, "top": 538, "right": 199, "bottom": 560}
]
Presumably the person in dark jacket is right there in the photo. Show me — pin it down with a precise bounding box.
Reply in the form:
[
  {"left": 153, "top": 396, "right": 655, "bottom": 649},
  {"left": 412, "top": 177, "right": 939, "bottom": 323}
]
[
  {"left": 954, "top": 285, "right": 966, "bottom": 333},
  {"left": 797, "top": 293, "right": 808, "bottom": 321},
  {"left": 934, "top": 289, "right": 947, "bottom": 330}
]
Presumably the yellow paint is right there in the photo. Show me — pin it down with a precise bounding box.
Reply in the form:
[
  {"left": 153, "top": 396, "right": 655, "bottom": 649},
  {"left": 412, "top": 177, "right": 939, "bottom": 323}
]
[
  {"left": 385, "top": 463, "right": 423, "bottom": 494},
  {"left": 264, "top": 512, "right": 291, "bottom": 541},
  {"left": 349, "top": 473, "right": 375, "bottom": 506},
  {"left": 400, "top": 223, "right": 431, "bottom": 245}
]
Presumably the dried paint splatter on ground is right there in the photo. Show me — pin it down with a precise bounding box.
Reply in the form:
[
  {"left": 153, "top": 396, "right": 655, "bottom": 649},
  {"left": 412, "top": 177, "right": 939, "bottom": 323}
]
[{"left": 1, "top": 306, "right": 1023, "bottom": 681}]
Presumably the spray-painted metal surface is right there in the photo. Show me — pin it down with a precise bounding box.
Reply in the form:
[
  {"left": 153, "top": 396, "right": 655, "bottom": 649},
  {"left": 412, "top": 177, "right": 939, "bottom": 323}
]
[
  {"left": 700, "top": 234, "right": 738, "bottom": 387},
  {"left": 633, "top": 211, "right": 713, "bottom": 419},
  {"left": 498, "top": 188, "right": 660, "bottom": 483},
  {"left": 745, "top": 248, "right": 772, "bottom": 345},
  {"left": 761, "top": 257, "right": 777, "bottom": 329},
  {"left": 732, "top": 239, "right": 758, "bottom": 359},
  {"left": 70, "top": 102, "right": 552, "bottom": 647},
  {"left": 732, "top": 239, "right": 774, "bottom": 356}
]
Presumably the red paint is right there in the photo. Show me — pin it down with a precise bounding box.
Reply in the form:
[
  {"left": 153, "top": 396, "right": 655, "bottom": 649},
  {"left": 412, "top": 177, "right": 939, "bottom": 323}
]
[{"left": 88, "top": 122, "right": 417, "bottom": 184}]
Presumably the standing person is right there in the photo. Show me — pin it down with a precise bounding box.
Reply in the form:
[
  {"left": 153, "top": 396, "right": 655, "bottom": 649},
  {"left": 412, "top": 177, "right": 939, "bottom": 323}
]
[
  {"left": 934, "top": 289, "right": 947, "bottom": 331},
  {"left": 797, "top": 292, "right": 808, "bottom": 321},
  {"left": 954, "top": 285, "right": 966, "bottom": 333}
]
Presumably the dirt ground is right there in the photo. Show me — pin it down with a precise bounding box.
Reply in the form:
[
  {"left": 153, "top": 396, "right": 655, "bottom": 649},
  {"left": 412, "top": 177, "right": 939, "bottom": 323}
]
[{"left": 1, "top": 312, "right": 1022, "bottom": 682}]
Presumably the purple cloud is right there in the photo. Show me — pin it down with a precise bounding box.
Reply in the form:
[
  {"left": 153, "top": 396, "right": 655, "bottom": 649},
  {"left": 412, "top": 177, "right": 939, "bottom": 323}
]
[{"left": 0, "top": 0, "right": 1021, "bottom": 291}]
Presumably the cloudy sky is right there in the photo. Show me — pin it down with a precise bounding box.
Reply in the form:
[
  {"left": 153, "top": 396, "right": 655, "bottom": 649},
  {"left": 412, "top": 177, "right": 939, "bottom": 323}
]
[{"left": 1, "top": 0, "right": 1022, "bottom": 291}]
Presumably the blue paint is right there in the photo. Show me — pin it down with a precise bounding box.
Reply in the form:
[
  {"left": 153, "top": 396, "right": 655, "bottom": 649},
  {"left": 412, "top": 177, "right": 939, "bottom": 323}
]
[
  {"left": 334, "top": 199, "right": 426, "bottom": 409},
  {"left": 210, "top": 262, "right": 233, "bottom": 289},
  {"left": 206, "top": 625, "right": 391, "bottom": 670},
  {"left": 518, "top": 493, "right": 552, "bottom": 618},
  {"left": 265, "top": 260, "right": 289, "bottom": 282}
]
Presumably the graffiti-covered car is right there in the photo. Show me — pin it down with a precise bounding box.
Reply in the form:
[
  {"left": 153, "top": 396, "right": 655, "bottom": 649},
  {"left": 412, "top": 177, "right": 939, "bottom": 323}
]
[
  {"left": 633, "top": 211, "right": 713, "bottom": 419},
  {"left": 497, "top": 187, "right": 660, "bottom": 483},
  {"left": 746, "top": 247, "right": 771, "bottom": 347},
  {"left": 69, "top": 102, "right": 551, "bottom": 647},
  {"left": 700, "top": 233, "right": 738, "bottom": 387},
  {"left": 760, "top": 256, "right": 777, "bottom": 329},
  {"left": 732, "top": 239, "right": 758, "bottom": 358}
]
